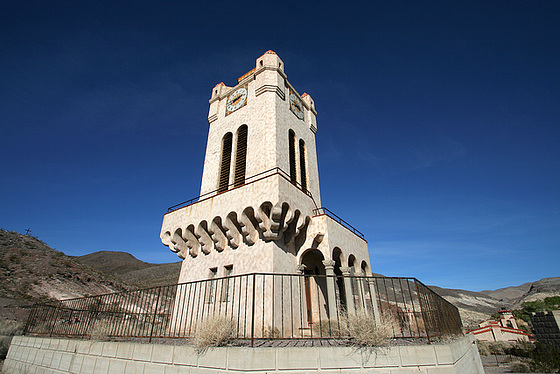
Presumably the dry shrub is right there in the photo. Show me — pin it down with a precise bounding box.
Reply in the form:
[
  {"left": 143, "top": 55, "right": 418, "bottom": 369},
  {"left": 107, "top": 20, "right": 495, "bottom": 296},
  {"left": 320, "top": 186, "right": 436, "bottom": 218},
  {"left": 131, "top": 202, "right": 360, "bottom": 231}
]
[
  {"left": 0, "top": 320, "right": 24, "bottom": 361},
  {"left": 1, "top": 336, "right": 12, "bottom": 361},
  {"left": 487, "top": 341, "right": 510, "bottom": 355},
  {"left": 264, "top": 326, "right": 281, "bottom": 338},
  {"left": 312, "top": 312, "right": 394, "bottom": 346},
  {"left": 0, "top": 320, "right": 24, "bottom": 337},
  {"left": 87, "top": 321, "right": 110, "bottom": 341},
  {"left": 192, "top": 315, "right": 236, "bottom": 353},
  {"left": 509, "top": 362, "right": 530, "bottom": 373},
  {"left": 345, "top": 312, "right": 394, "bottom": 347},
  {"left": 477, "top": 341, "right": 491, "bottom": 356},
  {"left": 312, "top": 318, "right": 345, "bottom": 338}
]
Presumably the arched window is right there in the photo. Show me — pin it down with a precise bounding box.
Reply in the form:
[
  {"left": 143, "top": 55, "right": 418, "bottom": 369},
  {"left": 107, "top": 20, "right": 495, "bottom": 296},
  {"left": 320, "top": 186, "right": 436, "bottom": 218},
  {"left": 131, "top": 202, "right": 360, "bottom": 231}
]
[
  {"left": 234, "top": 125, "right": 248, "bottom": 187},
  {"left": 299, "top": 139, "right": 307, "bottom": 191},
  {"left": 218, "top": 132, "right": 233, "bottom": 193},
  {"left": 289, "top": 130, "right": 297, "bottom": 183}
]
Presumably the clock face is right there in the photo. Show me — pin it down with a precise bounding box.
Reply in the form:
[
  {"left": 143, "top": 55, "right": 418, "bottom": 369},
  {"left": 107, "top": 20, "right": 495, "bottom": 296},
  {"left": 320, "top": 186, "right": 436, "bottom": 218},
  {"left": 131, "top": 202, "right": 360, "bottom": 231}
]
[
  {"left": 226, "top": 86, "right": 248, "bottom": 115},
  {"left": 289, "top": 91, "right": 304, "bottom": 120}
]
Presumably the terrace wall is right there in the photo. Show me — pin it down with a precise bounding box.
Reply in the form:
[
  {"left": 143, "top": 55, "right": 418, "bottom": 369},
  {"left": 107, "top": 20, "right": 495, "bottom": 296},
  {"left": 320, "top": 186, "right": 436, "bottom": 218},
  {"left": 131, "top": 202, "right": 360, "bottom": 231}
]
[{"left": 3, "top": 334, "right": 484, "bottom": 374}]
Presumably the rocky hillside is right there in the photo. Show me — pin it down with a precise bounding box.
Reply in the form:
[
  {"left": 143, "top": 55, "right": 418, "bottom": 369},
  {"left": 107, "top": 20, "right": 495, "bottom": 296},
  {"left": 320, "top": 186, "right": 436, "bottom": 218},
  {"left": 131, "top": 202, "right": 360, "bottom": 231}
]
[
  {"left": 0, "top": 230, "right": 129, "bottom": 322},
  {"left": 431, "top": 278, "right": 560, "bottom": 329},
  {"left": 481, "top": 277, "right": 560, "bottom": 305},
  {"left": 74, "top": 251, "right": 181, "bottom": 288}
]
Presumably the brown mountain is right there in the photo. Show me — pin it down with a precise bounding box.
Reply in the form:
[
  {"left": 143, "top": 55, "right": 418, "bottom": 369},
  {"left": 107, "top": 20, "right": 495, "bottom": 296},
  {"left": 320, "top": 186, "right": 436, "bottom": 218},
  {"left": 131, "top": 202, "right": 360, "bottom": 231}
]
[
  {"left": 74, "top": 251, "right": 182, "bottom": 288},
  {"left": 480, "top": 277, "right": 560, "bottom": 305},
  {"left": 74, "top": 251, "right": 154, "bottom": 276},
  {"left": 0, "top": 230, "right": 129, "bottom": 322}
]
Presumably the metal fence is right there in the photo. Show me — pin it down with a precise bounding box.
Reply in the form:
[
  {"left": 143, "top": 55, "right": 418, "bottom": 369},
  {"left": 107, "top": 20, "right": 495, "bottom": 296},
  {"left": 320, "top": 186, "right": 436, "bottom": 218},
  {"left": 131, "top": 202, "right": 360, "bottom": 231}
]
[{"left": 24, "top": 273, "right": 462, "bottom": 344}]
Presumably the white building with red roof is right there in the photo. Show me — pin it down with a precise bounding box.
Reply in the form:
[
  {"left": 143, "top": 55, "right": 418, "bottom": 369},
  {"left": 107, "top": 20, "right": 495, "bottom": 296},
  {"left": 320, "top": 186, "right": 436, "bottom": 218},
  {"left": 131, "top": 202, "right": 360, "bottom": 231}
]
[{"left": 467, "top": 309, "right": 532, "bottom": 342}]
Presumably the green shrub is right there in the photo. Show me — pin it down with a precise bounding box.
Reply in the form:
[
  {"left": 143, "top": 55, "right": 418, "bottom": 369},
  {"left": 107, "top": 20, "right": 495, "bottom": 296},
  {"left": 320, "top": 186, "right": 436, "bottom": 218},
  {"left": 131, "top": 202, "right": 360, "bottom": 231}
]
[{"left": 529, "top": 342, "right": 560, "bottom": 373}]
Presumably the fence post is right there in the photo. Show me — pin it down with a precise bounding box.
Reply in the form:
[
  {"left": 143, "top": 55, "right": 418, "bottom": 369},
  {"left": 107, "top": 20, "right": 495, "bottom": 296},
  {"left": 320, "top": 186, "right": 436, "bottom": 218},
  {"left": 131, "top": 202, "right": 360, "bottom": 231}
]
[
  {"left": 23, "top": 305, "right": 38, "bottom": 335},
  {"left": 149, "top": 287, "right": 162, "bottom": 343},
  {"left": 414, "top": 279, "right": 431, "bottom": 344},
  {"left": 250, "top": 273, "right": 256, "bottom": 347}
]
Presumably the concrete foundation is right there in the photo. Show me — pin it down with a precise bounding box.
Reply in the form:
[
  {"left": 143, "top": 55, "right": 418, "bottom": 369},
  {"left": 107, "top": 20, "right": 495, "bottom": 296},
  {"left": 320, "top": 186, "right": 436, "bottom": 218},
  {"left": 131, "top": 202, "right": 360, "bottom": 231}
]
[{"left": 4, "top": 335, "right": 484, "bottom": 373}]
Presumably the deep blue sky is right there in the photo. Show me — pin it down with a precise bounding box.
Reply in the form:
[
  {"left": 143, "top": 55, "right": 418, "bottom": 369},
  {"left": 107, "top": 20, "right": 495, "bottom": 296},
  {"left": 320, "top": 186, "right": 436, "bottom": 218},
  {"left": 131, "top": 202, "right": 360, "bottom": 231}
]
[{"left": 1, "top": 1, "right": 558, "bottom": 291}]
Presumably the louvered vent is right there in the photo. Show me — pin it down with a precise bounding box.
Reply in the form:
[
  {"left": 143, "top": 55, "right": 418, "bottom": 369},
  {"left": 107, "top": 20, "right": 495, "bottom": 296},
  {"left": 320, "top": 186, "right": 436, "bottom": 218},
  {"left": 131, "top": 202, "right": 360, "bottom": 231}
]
[
  {"left": 299, "top": 139, "right": 307, "bottom": 191},
  {"left": 234, "top": 125, "right": 248, "bottom": 187},
  {"left": 289, "top": 130, "right": 297, "bottom": 183},
  {"left": 218, "top": 132, "right": 233, "bottom": 193}
]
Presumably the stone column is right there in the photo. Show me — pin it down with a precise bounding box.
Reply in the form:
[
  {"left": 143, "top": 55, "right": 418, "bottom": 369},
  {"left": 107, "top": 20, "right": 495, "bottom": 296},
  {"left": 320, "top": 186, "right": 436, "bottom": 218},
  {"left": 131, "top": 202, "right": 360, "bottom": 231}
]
[
  {"left": 296, "top": 264, "right": 307, "bottom": 325},
  {"left": 322, "top": 260, "right": 338, "bottom": 319},
  {"left": 340, "top": 267, "right": 355, "bottom": 314},
  {"left": 367, "top": 277, "right": 381, "bottom": 324}
]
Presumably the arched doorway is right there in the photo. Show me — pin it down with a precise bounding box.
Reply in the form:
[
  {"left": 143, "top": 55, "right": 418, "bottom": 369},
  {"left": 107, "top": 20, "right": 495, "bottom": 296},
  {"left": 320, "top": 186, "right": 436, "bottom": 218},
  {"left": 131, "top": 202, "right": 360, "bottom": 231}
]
[{"left": 300, "top": 249, "right": 327, "bottom": 325}]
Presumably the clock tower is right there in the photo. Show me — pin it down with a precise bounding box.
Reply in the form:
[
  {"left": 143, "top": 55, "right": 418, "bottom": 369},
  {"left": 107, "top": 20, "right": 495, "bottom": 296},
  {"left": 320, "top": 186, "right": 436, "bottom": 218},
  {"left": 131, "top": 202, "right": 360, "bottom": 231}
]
[{"left": 161, "top": 51, "right": 370, "bottom": 288}]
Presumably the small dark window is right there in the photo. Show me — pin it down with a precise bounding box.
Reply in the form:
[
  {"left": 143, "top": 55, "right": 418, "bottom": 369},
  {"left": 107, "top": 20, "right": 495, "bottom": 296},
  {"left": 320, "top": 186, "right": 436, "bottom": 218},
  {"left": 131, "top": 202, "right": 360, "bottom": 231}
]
[
  {"left": 218, "top": 133, "right": 233, "bottom": 192},
  {"left": 222, "top": 265, "right": 233, "bottom": 302},
  {"left": 234, "top": 125, "right": 248, "bottom": 187},
  {"left": 207, "top": 268, "right": 218, "bottom": 303},
  {"left": 289, "top": 130, "right": 297, "bottom": 183}
]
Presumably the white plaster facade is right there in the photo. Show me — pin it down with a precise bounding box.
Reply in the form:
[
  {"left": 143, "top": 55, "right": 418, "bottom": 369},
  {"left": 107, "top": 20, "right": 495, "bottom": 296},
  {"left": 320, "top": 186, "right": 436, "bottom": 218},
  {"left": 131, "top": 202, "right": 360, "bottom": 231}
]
[{"left": 160, "top": 51, "right": 371, "bottom": 287}]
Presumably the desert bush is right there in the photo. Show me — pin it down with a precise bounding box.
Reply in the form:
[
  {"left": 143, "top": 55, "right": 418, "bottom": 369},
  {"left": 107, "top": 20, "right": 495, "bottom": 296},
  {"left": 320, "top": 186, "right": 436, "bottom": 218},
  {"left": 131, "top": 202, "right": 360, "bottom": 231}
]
[
  {"left": 312, "top": 312, "right": 394, "bottom": 346},
  {"left": 529, "top": 342, "right": 560, "bottom": 373},
  {"left": 345, "top": 312, "right": 393, "bottom": 347},
  {"left": 88, "top": 321, "right": 110, "bottom": 341},
  {"left": 0, "top": 321, "right": 24, "bottom": 337},
  {"left": 312, "top": 318, "right": 346, "bottom": 338},
  {"left": 263, "top": 326, "right": 281, "bottom": 338},
  {"left": 192, "top": 316, "right": 236, "bottom": 353},
  {"left": 0, "top": 320, "right": 24, "bottom": 361},
  {"left": 509, "top": 362, "right": 531, "bottom": 372},
  {"left": 486, "top": 341, "right": 510, "bottom": 355},
  {"left": 477, "top": 341, "right": 491, "bottom": 356},
  {"left": 1, "top": 336, "right": 12, "bottom": 361}
]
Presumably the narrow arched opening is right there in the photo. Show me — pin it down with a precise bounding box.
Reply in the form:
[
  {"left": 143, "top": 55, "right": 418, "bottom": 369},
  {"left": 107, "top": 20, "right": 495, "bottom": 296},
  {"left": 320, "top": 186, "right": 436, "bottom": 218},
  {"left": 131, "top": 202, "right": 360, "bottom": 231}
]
[
  {"left": 234, "top": 125, "right": 248, "bottom": 187},
  {"left": 288, "top": 130, "right": 297, "bottom": 183},
  {"left": 218, "top": 132, "right": 233, "bottom": 193},
  {"left": 299, "top": 139, "right": 307, "bottom": 191}
]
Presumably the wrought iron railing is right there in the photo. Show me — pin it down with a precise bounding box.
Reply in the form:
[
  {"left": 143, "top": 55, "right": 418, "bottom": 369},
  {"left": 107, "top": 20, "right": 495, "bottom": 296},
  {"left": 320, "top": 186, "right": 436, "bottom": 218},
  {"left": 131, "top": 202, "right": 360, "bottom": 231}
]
[
  {"left": 313, "top": 207, "right": 365, "bottom": 240},
  {"left": 24, "top": 274, "right": 462, "bottom": 345},
  {"left": 167, "top": 167, "right": 315, "bottom": 213}
]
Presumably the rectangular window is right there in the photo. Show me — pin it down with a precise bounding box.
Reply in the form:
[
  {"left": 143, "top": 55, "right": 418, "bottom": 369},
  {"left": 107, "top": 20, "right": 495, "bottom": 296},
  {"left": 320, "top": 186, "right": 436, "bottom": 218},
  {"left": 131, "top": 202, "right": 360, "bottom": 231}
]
[
  {"left": 222, "top": 265, "right": 233, "bottom": 302},
  {"left": 207, "top": 268, "right": 218, "bottom": 303}
]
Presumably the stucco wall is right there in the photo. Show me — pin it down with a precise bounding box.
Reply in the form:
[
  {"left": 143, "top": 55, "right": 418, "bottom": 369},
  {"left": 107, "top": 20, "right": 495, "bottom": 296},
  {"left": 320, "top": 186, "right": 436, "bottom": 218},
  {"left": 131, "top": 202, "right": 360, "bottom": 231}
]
[{"left": 3, "top": 334, "right": 484, "bottom": 374}]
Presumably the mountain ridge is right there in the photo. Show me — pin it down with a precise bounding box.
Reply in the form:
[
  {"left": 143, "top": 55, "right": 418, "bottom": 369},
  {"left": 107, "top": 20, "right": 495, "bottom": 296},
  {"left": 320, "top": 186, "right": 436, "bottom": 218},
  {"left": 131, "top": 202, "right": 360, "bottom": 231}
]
[{"left": 1, "top": 230, "right": 558, "bottom": 329}]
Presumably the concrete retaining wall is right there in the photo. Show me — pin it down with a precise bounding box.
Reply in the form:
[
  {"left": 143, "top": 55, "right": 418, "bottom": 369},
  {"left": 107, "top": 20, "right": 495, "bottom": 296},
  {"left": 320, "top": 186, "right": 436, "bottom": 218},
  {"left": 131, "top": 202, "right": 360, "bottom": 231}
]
[{"left": 3, "top": 335, "right": 484, "bottom": 373}]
